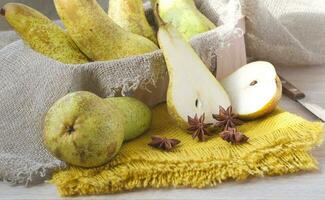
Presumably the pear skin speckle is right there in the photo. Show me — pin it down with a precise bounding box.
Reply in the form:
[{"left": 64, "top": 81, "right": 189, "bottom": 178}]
[
  {"left": 158, "top": 0, "right": 216, "bottom": 41},
  {"left": 3, "top": 3, "right": 89, "bottom": 64},
  {"left": 108, "top": 0, "right": 158, "bottom": 44},
  {"left": 44, "top": 91, "right": 124, "bottom": 168},
  {"left": 54, "top": 0, "right": 158, "bottom": 61},
  {"left": 105, "top": 97, "right": 152, "bottom": 141}
]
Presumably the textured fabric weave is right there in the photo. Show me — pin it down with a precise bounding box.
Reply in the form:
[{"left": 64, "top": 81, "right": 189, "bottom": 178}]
[
  {"left": 51, "top": 104, "right": 324, "bottom": 197},
  {"left": 0, "top": 0, "right": 242, "bottom": 185},
  {"left": 241, "top": 0, "right": 325, "bottom": 66}
]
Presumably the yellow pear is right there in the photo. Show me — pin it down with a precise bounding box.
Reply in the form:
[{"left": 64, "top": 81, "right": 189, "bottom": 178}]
[
  {"left": 154, "top": 0, "right": 216, "bottom": 41},
  {"left": 44, "top": 91, "right": 124, "bottom": 168},
  {"left": 108, "top": 0, "right": 157, "bottom": 44},
  {"left": 54, "top": 0, "right": 159, "bottom": 61},
  {"left": 0, "top": 3, "right": 89, "bottom": 64},
  {"left": 44, "top": 92, "right": 152, "bottom": 167}
]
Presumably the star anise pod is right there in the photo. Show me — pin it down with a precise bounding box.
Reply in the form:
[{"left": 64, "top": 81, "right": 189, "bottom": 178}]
[
  {"left": 212, "top": 106, "right": 243, "bottom": 130},
  {"left": 187, "top": 113, "right": 213, "bottom": 141},
  {"left": 148, "top": 135, "right": 181, "bottom": 151},
  {"left": 220, "top": 128, "right": 249, "bottom": 144}
]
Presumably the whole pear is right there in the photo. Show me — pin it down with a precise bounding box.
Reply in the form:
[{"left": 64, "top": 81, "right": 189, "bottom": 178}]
[
  {"left": 108, "top": 0, "right": 157, "bottom": 44},
  {"left": 106, "top": 97, "right": 151, "bottom": 141},
  {"left": 54, "top": 0, "right": 159, "bottom": 61},
  {"left": 44, "top": 91, "right": 124, "bottom": 168},
  {"left": 154, "top": 0, "right": 216, "bottom": 41},
  {"left": 0, "top": 3, "right": 89, "bottom": 64}
]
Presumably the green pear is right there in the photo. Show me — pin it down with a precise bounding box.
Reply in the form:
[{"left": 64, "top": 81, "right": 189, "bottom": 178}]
[
  {"left": 44, "top": 92, "right": 152, "bottom": 167},
  {"left": 154, "top": 0, "right": 216, "bottom": 41},
  {"left": 0, "top": 3, "right": 89, "bottom": 64},
  {"left": 156, "top": 9, "right": 230, "bottom": 129},
  {"left": 44, "top": 91, "right": 124, "bottom": 168},
  {"left": 106, "top": 97, "right": 152, "bottom": 141},
  {"left": 108, "top": 0, "right": 157, "bottom": 44},
  {"left": 54, "top": 0, "right": 159, "bottom": 61}
]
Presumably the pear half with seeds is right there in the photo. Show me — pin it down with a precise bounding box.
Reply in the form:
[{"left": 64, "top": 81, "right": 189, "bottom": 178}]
[
  {"left": 156, "top": 7, "right": 231, "bottom": 129},
  {"left": 221, "top": 61, "right": 282, "bottom": 120}
]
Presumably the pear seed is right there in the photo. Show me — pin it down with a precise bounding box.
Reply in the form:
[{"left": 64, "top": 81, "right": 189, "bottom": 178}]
[{"left": 250, "top": 80, "right": 258, "bottom": 86}]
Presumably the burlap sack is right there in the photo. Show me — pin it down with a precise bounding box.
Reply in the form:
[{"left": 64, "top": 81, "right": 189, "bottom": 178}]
[
  {"left": 241, "top": 0, "right": 325, "bottom": 66},
  {"left": 0, "top": 0, "right": 243, "bottom": 185}
]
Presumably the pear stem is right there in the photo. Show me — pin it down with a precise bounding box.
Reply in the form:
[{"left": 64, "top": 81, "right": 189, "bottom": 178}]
[
  {"left": 66, "top": 126, "right": 75, "bottom": 135},
  {"left": 153, "top": 2, "right": 166, "bottom": 27},
  {"left": 0, "top": 8, "right": 5, "bottom": 16}
]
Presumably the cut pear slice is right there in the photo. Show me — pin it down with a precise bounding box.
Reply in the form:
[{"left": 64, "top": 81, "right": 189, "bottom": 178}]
[
  {"left": 157, "top": 23, "right": 231, "bottom": 128},
  {"left": 221, "top": 61, "right": 282, "bottom": 120}
]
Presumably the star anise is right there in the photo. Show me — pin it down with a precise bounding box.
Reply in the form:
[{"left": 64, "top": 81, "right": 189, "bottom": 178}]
[
  {"left": 148, "top": 135, "right": 181, "bottom": 151},
  {"left": 212, "top": 106, "right": 243, "bottom": 130},
  {"left": 220, "top": 128, "right": 249, "bottom": 144},
  {"left": 187, "top": 113, "right": 213, "bottom": 141}
]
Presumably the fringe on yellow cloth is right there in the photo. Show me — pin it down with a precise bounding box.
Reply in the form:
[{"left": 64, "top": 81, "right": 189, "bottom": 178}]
[{"left": 50, "top": 104, "right": 324, "bottom": 196}]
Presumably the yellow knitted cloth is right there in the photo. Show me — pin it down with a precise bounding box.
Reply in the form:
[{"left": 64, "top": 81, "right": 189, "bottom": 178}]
[{"left": 51, "top": 104, "right": 324, "bottom": 196}]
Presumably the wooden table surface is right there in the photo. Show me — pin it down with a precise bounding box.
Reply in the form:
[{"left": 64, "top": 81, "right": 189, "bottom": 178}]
[{"left": 0, "top": 65, "right": 324, "bottom": 200}]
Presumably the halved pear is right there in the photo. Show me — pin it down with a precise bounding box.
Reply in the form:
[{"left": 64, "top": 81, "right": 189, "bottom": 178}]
[
  {"left": 157, "top": 21, "right": 231, "bottom": 129},
  {"left": 221, "top": 61, "right": 282, "bottom": 120}
]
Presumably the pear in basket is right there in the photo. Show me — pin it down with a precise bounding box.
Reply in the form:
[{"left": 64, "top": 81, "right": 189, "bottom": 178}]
[
  {"left": 0, "top": 3, "right": 89, "bottom": 64},
  {"left": 54, "top": 0, "right": 159, "bottom": 61},
  {"left": 108, "top": 0, "right": 157, "bottom": 44},
  {"left": 153, "top": 0, "right": 216, "bottom": 41}
]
